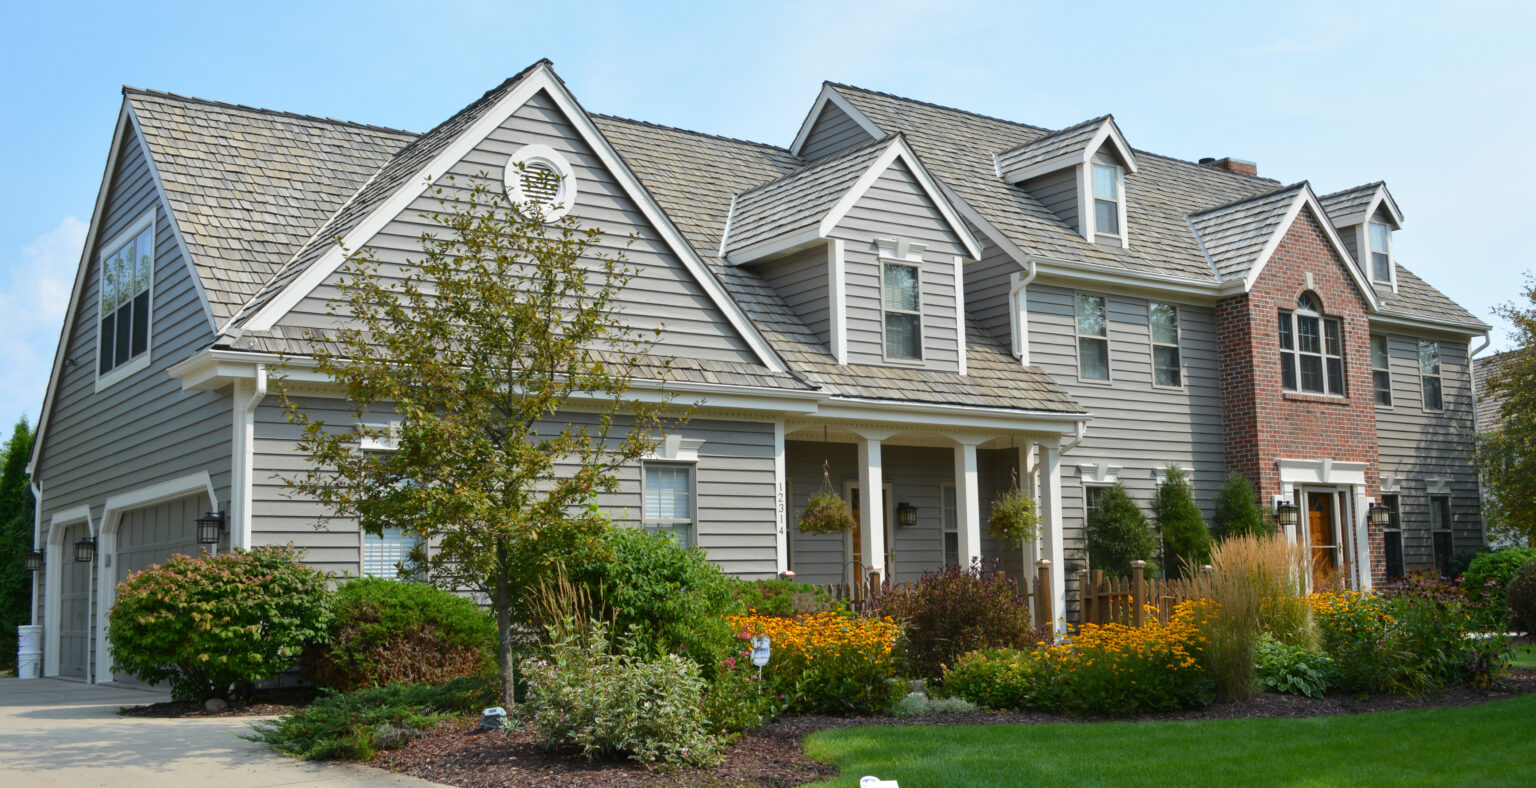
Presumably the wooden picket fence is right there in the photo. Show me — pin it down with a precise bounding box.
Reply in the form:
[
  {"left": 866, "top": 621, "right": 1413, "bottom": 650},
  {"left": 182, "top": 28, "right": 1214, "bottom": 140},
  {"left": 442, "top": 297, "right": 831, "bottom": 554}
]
[
  {"left": 1076, "top": 561, "right": 1212, "bottom": 627},
  {"left": 809, "top": 560, "right": 1056, "bottom": 629}
]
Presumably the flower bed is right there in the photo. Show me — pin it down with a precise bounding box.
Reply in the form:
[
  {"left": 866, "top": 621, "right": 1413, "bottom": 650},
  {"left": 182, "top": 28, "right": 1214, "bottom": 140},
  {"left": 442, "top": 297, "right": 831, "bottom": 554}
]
[{"left": 728, "top": 612, "right": 902, "bottom": 715}]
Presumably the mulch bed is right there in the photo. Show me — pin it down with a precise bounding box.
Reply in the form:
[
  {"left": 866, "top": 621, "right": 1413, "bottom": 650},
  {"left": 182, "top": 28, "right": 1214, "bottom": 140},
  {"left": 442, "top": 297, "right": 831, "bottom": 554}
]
[
  {"left": 371, "top": 669, "right": 1536, "bottom": 787},
  {"left": 118, "top": 686, "right": 320, "bottom": 718}
]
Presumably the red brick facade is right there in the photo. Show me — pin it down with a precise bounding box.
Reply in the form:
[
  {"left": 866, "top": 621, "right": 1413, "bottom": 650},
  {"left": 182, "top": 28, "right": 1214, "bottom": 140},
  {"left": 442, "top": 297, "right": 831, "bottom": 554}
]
[{"left": 1218, "top": 207, "right": 1386, "bottom": 586}]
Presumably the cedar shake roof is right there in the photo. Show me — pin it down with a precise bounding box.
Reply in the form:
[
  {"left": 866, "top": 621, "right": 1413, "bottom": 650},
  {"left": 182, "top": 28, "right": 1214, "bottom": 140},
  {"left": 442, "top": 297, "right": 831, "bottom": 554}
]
[
  {"left": 722, "top": 134, "right": 893, "bottom": 254},
  {"left": 994, "top": 114, "right": 1113, "bottom": 176},
  {"left": 1187, "top": 183, "right": 1309, "bottom": 282}
]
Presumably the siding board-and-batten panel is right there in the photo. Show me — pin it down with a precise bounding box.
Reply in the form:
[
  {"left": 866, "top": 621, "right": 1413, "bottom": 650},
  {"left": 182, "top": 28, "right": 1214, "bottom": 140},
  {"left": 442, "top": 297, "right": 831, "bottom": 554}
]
[
  {"left": 277, "top": 90, "right": 759, "bottom": 366},
  {"left": 799, "top": 102, "right": 876, "bottom": 162}
]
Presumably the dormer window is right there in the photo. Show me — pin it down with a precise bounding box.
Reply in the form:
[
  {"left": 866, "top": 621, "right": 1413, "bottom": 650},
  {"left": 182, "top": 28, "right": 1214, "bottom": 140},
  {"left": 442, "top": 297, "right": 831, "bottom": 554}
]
[
  {"left": 1093, "top": 164, "right": 1120, "bottom": 235},
  {"left": 1369, "top": 222, "right": 1392, "bottom": 282},
  {"left": 882, "top": 261, "right": 922, "bottom": 360}
]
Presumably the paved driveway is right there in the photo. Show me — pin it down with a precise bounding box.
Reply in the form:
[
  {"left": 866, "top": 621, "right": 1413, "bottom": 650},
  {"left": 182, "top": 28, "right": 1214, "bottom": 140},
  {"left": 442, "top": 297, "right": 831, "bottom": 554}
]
[{"left": 0, "top": 677, "right": 446, "bottom": 787}]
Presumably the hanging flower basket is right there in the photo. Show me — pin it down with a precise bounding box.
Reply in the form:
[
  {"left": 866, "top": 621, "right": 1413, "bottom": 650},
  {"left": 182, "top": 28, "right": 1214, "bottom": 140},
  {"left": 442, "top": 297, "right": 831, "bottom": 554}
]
[
  {"left": 799, "top": 488, "right": 857, "bottom": 535},
  {"left": 988, "top": 486, "right": 1039, "bottom": 546}
]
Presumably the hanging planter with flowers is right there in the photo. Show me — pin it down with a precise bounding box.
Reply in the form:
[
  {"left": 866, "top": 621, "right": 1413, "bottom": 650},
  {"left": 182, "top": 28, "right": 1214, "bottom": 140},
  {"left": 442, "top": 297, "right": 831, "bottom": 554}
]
[
  {"left": 988, "top": 469, "right": 1039, "bottom": 547},
  {"left": 799, "top": 460, "right": 857, "bottom": 535}
]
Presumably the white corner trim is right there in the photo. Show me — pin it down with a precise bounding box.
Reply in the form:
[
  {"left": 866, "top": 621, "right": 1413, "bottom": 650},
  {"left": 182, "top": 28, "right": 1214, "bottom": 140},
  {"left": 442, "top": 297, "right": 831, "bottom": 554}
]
[
  {"left": 237, "top": 65, "right": 788, "bottom": 374},
  {"left": 647, "top": 434, "right": 706, "bottom": 462},
  {"left": 43, "top": 505, "right": 94, "bottom": 677},
  {"left": 788, "top": 85, "right": 885, "bottom": 157},
  {"left": 953, "top": 255, "right": 966, "bottom": 376},
  {"left": 772, "top": 420, "right": 788, "bottom": 575},
  {"left": 1075, "top": 164, "right": 1092, "bottom": 241},
  {"left": 1276, "top": 458, "right": 1369, "bottom": 487},
  {"left": 818, "top": 137, "right": 981, "bottom": 259},
  {"left": 828, "top": 239, "right": 848, "bottom": 364}
]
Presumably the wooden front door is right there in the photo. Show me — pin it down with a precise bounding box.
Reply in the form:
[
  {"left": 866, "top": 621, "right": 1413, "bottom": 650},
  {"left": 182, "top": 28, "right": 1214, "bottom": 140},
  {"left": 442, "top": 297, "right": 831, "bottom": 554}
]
[
  {"left": 1307, "top": 492, "right": 1338, "bottom": 587},
  {"left": 849, "top": 487, "right": 864, "bottom": 587},
  {"left": 846, "top": 484, "right": 894, "bottom": 592}
]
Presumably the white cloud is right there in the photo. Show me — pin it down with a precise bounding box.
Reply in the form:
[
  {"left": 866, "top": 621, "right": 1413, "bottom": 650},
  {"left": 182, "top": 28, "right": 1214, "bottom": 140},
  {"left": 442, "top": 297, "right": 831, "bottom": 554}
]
[{"left": 0, "top": 217, "right": 86, "bottom": 425}]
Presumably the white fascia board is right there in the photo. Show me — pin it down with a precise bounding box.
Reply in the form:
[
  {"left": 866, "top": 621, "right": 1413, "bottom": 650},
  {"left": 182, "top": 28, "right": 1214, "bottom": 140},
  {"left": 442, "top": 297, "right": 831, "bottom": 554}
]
[
  {"left": 238, "top": 65, "right": 788, "bottom": 374},
  {"left": 1364, "top": 185, "right": 1404, "bottom": 228},
  {"left": 818, "top": 137, "right": 982, "bottom": 259},
  {"left": 937, "top": 181, "right": 1032, "bottom": 272},
  {"left": 1085, "top": 119, "right": 1139, "bottom": 174},
  {"left": 30, "top": 104, "right": 133, "bottom": 478},
  {"left": 1368, "top": 312, "right": 1490, "bottom": 338},
  {"left": 788, "top": 85, "right": 886, "bottom": 157},
  {"left": 1242, "top": 189, "right": 1380, "bottom": 312},
  {"left": 999, "top": 152, "right": 1081, "bottom": 185},
  {"left": 816, "top": 398, "right": 1088, "bottom": 435},
  {"left": 1031, "top": 257, "right": 1222, "bottom": 303},
  {"left": 725, "top": 227, "right": 824, "bottom": 266},
  {"left": 124, "top": 105, "right": 217, "bottom": 335}
]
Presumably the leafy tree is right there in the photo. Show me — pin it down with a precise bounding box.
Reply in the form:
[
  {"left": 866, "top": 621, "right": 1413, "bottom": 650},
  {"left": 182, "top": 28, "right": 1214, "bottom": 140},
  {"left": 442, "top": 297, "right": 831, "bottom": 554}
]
[
  {"left": 1086, "top": 483, "right": 1156, "bottom": 576},
  {"left": 1478, "top": 279, "right": 1536, "bottom": 546},
  {"left": 1154, "top": 466, "right": 1211, "bottom": 575},
  {"left": 281, "top": 174, "right": 677, "bottom": 708},
  {"left": 1212, "top": 472, "right": 1272, "bottom": 540},
  {"left": 0, "top": 417, "right": 36, "bottom": 671}
]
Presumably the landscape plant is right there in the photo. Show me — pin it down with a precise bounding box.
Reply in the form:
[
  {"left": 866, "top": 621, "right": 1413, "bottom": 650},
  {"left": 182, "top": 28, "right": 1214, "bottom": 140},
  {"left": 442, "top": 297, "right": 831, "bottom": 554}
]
[
  {"left": 303, "top": 577, "right": 496, "bottom": 690},
  {"left": 1152, "top": 466, "right": 1211, "bottom": 576},
  {"left": 987, "top": 484, "right": 1039, "bottom": 547},
  {"left": 730, "top": 578, "right": 842, "bottom": 617},
  {"left": 1085, "top": 483, "right": 1156, "bottom": 576},
  {"left": 1461, "top": 547, "right": 1536, "bottom": 624},
  {"left": 867, "top": 560, "right": 1047, "bottom": 679},
  {"left": 108, "top": 546, "right": 332, "bottom": 701},
  {"left": 278, "top": 174, "right": 679, "bottom": 709},
  {"left": 248, "top": 676, "right": 498, "bottom": 761},
  {"left": 1476, "top": 281, "right": 1536, "bottom": 546},
  {"left": 1507, "top": 560, "right": 1536, "bottom": 634},
  {"left": 1254, "top": 634, "right": 1333, "bottom": 698},
  {"left": 729, "top": 611, "right": 903, "bottom": 715},
  {"left": 1211, "top": 472, "right": 1272, "bottom": 540},
  {"left": 0, "top": 418, "right": 35, "bottom": 671},
  {"left": 799, "top": 487, "right": 856, "bottom": 535},
  {"left": 1198, "top": 534, "right": 1313, "bottom": 701}
]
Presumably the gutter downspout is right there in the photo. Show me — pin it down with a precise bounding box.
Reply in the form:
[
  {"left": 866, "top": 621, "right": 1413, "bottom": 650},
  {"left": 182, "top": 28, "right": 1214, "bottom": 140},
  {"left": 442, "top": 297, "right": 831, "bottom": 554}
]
[
  {"left": 1062, "top": 419, "right": 1087, "bottom": 454},
  {"left": 231, "top": 364, "right": 267, "bottom": 550},
  {"left": 1468, "top": 334, "right": 1491, "bottom": 547},
  {"left": 1009, "top": 263, "right": 1037, "bottom": 365},
  {"left": 29, "top": 482, "right": 41, "bottom": 627}
]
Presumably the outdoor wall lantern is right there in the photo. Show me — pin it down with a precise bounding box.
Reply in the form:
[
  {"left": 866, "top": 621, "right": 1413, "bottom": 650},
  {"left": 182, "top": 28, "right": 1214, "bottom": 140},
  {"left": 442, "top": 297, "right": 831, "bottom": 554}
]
[
  {"left": 196, "top": 511, "right": 228, "bottom": 546},
  {"left": 896, "top": 502, "right": 918, "bottom": 528},
  {"left": 1367, "top": 501, "right": 1392, "bottom": 528},
  {"left": 74, "top": 537, "right": 96, "bottom": 563},
  {"left": 24, "top": 549, "right": 44, "bottom": 572},
  {"left": 1274, "top": 500, "right": 1299, "bottom": 529}
]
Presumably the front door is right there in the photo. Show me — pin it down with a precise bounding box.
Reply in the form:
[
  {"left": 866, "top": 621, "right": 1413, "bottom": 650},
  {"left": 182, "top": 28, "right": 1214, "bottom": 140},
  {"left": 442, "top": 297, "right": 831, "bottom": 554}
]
[
  {"left": 1306, "top": 492, "right": 1338, "bottom": 588},
  {"left": 846, "top": 484, "right": 895, "bottom": 588}
]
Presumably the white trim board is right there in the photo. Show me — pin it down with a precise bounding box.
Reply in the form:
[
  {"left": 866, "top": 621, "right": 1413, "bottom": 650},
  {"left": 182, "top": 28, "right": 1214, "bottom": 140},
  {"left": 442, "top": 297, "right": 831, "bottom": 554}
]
[
  {"left": 1239, "top": 187, "right": 1381, "bottom": 312},
  {"left": 235, "top": 63, "right": 788, "bottom": 374},
  {"left": 42, "top": 506, "right": 93, "bottom": 678},
  {"left": 788, "top": 85, "right": 886, "bottom": 157}
]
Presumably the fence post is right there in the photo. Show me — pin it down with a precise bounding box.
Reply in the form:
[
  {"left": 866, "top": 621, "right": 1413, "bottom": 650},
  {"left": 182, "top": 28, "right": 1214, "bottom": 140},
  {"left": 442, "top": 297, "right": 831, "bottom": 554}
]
[
  {"left": 1130, "top": 560, "right": 1146, "bottom": 627},
  {"left": 1077, "top": 569, "right": 1090, "bottom": 626},
  {"left": 1035, "top": 559, "right": 1053, "bottom": 630}
]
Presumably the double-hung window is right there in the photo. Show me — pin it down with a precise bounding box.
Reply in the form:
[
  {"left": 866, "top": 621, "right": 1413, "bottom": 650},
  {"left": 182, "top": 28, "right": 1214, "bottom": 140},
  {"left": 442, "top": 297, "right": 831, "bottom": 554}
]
[
  {"left": 1381, "top": 494, "right": 1404, "bottom": 580},
  {"left": 1093, "top": 164, "right": 1120, "bottom": 236},
  {"left": 882, "top": 262, "right": 922, "bottom": 360},
  {"left": 1418, "top": 339, "right": 1443, "bottom": 410},
  {"left": 1149, "top": 303, "right": 1181, "bottom": 387},
  {"left": 1369, "top": 222, "right": 1392, "bottom": 283},
  {"left": 941, "top": 485, "right": 959, "bottom": 567},
  {"left": 1076, "top": 293, "right": 1109, "bottom": 381},
  {"left": 98, "top": 216, "right": 155, "bottom": 377},
  {"left": 1278, "top": 293, "right": 1345, "bottom": 395},
  {"left": 1370, "top": 335, "right": 1393, "bottom": 406},
  {"left": 644, "top": 463, "right": 695, "bottom": 547},
  {"left": 363, "top": 528, "right": 421, "bottom": 579},
  {"left": 1430, "top": 495, "right": 1452, "bottom": 577}
]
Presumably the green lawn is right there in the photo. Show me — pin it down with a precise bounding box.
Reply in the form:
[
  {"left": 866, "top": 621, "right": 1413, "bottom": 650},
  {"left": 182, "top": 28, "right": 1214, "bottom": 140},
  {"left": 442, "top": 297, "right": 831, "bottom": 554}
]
[
  {"left": 1510, "top": 643, "right": 1536, "bottom": 669},
  {"left": 800, "top": 694, "right": 1536, "bottom": 787}
]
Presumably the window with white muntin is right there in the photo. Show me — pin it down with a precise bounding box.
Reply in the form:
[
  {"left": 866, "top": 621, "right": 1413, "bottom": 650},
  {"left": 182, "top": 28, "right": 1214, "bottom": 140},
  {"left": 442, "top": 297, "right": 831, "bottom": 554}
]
[
  {"left": 881, "top": 261, "right": 923, "bottom": 361},
  {"left": 1370, "top": 334, "right": 1392, "bottom": 406},
  {"left": 1419, "top": 339, "right": 1443, "bottom": 411},
  {"left": 360, "top": 428, "right": 425, "bottom": 579},
  {"left": 97, "top": 210, "right": 156, "bottom": 387},
  {"left": 1076, "top": 293, "right": 1109, "bottom": 381},
  {"left": 644, "top": 462, "right": 695, "bottom": 547},
  {"left": 1278, "top": 292, "right": 1345, "bottom": 396},
  {"left": 1149, "top": 303, "right": 1181, "bottom": 387},
  {"left": 1092, "top": 164, "right": 1121, "bottom": 237},
  {"left": 1368, "top": 222, "right": 1393, "bottom": 283}
]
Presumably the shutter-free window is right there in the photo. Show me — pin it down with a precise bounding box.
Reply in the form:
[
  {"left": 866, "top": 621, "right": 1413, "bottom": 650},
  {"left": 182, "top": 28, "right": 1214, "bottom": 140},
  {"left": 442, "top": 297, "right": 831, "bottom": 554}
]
[
  {"left": 882, "top": 262, "right": 922, "bottom": 360},
  {"left": 99, "top": 223, "right": 154, "bottom": 374},
  {"left": 1419, "top": 340, "right": 1443, "bottom": 410},
  {"left": 1093, "top": 164, "right": 1120, "bottom": 235},
  {"left": 1369, "top": 223, "right": 1392, "bottom": 282},
  {"left": 1370, "top": 335, "right": 1392, "bottom": 406},
  {"left": 363, "top": 527, "right": 420, "bottom": 579},
  {"left": 1430, "top": 495, "right": 1452, "bottom": 577},
  {"left": 1149, "top": 303, "right": 1181, "bottom": 387},
  {"left": 1280, "top": 294, "right": 1345, "bottom": 395},
  {"left": 941, "top": 485, "right": 959, "bottom": 568},
  {"left": 644, "top": 463, "right": 694, "bottom": 547},
  {"left": 1381, "top": 494, "right": 1404, "bottom": 580},
  {"left": 1076, "top": 293, "right": 1109, "bottom": 381}
]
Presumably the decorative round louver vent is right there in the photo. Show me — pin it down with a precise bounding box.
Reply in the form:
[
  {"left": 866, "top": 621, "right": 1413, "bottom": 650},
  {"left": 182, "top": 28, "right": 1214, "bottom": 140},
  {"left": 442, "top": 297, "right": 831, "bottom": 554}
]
[{"left": 504, "top": 144, "right": 576, "bottom": 221}]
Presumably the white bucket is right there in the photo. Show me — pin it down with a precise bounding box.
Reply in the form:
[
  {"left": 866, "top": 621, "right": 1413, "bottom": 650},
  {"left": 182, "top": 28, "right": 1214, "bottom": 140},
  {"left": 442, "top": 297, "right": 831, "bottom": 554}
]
[
  {"left": 18, "top": 625, "right": 42, "bottom": 654},
  {"left": 16, "top": 654, "right": 41, "bottom": 680}
]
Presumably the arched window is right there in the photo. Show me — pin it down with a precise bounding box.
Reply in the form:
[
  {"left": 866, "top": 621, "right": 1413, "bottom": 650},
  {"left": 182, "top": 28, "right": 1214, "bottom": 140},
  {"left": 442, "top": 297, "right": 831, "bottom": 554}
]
[{"left": 1278, "top": 291, "right": 1346, "bottom": 395}]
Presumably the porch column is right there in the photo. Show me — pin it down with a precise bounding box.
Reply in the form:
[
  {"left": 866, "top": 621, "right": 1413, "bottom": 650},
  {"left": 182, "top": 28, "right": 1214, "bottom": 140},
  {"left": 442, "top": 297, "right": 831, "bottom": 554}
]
[
  {"left": 1019, "top": 442, "right": 1039, "bottom": 566},
  {"left": 953, "top": 440, "right": 983, "bottom": 568},
  {"left": 1037, "top": 440, "right": 1066, "bottom": 632},
  {"left": 1353, "top": 486, "right": 1373, "bottom": 591},
  {"left": 856, "top": 432, "right": 887, "bottom": 584}
]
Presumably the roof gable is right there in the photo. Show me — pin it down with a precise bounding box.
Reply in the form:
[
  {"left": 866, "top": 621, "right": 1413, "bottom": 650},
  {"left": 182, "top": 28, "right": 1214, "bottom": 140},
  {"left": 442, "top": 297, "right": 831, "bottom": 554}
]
[
  {"left": 1319, "top": 181, "right": 1403, "bottom": 229},
  {"left": 789, "top": 84, "right": 887, "bottom": 158},
  {"left": 995, "top": 115, "right": 1139, "bottom": 183}
]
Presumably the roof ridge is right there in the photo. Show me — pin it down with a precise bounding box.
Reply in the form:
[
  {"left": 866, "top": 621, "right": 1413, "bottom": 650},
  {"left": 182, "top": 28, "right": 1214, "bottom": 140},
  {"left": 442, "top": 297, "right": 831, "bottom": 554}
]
[
  {"left": 826, "top": 81, "right": 1052, "bottom": 134},
  {"left": 1187, "top": 181, "right": 1309, "bottom": 218},
  {"left": 122, "top": 86, "right": 419, "bottom": 137},
  {"left": 1319, "top": 180, "right": 1386, "bottom": 200},
  {"left": 592, "top": 112, "right": 791, "bottom": 153},
  {"left": 1000, "top": 113, "right": 1112, "bottom": 152},
  {"left": 735, "top": 133, "right": 898, "bottom": 200}
]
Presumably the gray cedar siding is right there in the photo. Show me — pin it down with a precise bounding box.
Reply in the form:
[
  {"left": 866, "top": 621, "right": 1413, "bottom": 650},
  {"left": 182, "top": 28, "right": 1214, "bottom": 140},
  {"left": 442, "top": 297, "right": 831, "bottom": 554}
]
[
  {"left": 1374, "top": 335, "right": 1482, "bottom": 568},
  {"left": 1025, "top": 282, "right": 1226, "bottom": 571},
  {"left": 1023, "top": 167, "right": 1080, "bottom": 234},
  {"left": 758, "top": 245, "right": 832, "bottom": 353},
  {"left": 829, "top": 159, "right": 967, "bottom": 372},
  {"left": 963, "top": 234, "right": 1024, "bottom": 349},
  {"left": 799, "top": 102, "right": 876, "bottom": 162},
  {"left": 35, "top": 123, "right": 232, "bottom": 572},
  {"left": 254, "top": 397, "right": 779, "bottom": 578},
  {"left": 276, "top": 89, "right": 759, "bottom": 365}
]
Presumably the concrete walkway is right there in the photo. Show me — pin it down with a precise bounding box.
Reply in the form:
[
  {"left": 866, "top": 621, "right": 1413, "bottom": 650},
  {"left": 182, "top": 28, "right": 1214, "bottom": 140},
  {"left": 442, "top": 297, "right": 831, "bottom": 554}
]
[{"left": 0, "top": 676, "right": 447, "bottom": 787}]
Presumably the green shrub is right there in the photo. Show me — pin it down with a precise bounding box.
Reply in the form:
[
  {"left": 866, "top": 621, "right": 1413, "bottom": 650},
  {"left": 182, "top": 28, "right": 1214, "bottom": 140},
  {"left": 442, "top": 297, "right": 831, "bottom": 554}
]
[
  {"left": 522, "top": 624, "right": 720, "bottom": 769},
  {"left": 247, "top": 676, "right": 496, "bottom": 761},
  {"left": 942, "top": 648, "right": 1040, "bottom": 710},
  {"left": 1212, "top": 473, "right": 1272, "bottom": 540},
  {"left": 1086, "top": 484, "right": 1156, "bottom": 576},
  {"left": 891, "top": 692, "right": 977, "bottom": 716},
  {"left": 303, "top": 577, "right": 495, "bottom": 691},
  {"left": 1508, "top": 561, "right": 1536, "bottom": 634},
  {"left": 1255, "top": 634, "right": 1333, "bottom": 698},
  {"left": 1463, "top": 548, "right": 1536, "bottom": 624},
  {"left": 561, "top": 527, "right": 743, "bottom": 678},
  {"left": 1154, "top": 466, "right": 1211, "bottom": 576},
  {"left": 699, "top": 646, "right": 794, "bottom": 736},
  {"left": 730, "top": 578, "right": 841, "bottom": 617},
  {"left": 1448, "top": 548, "right": 1487, "bottom": 582},
  {"left": 867, "top": 561, "right": 1048, "bottom": 680},
  {"left": 108, "top": 546, "right": 332, "bottom": 701}
]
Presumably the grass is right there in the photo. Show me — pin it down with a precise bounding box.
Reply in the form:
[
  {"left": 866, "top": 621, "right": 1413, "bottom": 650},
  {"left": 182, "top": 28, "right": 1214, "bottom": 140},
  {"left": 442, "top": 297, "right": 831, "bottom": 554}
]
[
  {"left": 1512, "top": 643, "right": 1536, "bottom": 669},
  {"left": 800, "top": 694, "right": 1536, "bottom": 787}
]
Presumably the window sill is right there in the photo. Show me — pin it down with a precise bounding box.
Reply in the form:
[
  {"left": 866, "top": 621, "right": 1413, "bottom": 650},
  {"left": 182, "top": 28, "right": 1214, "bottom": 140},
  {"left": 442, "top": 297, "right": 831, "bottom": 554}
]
[
  {"left": 94, "top": 352, "right": 151, "bottom": 393},
  {"left": 1281, "top": 391, "right": 1350, "bottom": 406}
]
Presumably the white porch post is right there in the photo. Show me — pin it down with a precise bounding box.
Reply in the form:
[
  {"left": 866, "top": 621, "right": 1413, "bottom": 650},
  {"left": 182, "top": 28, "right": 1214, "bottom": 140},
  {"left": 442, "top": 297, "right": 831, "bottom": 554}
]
[
  {"left": 1037, "top": 440, "right": 1066, "bottom": 632},
  {"left": 1019, "top": 442, "right": 1039, "bottom": 567},
  {"left": 856, "top": 433, "right": 886, "bottom": 585},
  {"left": 1353, "top": 486, "right": 1373, "bottom": 591},
  {"left": 953, "top": 440, "right": 983, "bottom": 568},
  {"left": 773, "top": 420, "right": 788, "bottom": 576}
]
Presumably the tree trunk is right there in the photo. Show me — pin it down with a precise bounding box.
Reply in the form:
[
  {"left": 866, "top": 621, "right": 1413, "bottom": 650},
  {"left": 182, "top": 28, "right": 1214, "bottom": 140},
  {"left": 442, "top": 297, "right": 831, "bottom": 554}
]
[{"left": 496, "top": 540, "right": 516, "bottom": 710}]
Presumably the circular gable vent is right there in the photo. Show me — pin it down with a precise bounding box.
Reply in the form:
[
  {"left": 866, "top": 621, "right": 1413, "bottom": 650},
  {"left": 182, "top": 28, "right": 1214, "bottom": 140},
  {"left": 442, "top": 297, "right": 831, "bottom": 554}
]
[{"left": 504, "top": 144, "right": 576, "bottom": 221}]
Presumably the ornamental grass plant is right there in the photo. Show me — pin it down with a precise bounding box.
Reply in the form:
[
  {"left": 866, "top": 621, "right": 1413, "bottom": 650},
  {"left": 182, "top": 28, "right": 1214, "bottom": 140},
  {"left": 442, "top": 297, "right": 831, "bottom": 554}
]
[{"left": 1199, "top": 534, "right": 1313, "bottom": 701}]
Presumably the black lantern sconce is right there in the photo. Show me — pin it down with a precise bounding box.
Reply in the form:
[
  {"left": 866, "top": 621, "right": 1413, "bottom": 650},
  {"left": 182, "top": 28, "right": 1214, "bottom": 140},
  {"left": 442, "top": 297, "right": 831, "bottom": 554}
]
[
  {"left": 1274, "top": 499, "right": 1299, "bottom": 529},
  {"left": 74, "top": 537, "right": 96, "bottom": 563},
  {"left": 896, "top": 502, "right": 918, "bottom": 528},
  {"left": 24, "top": 549, "right": 44, "bottom": 572},
  {"left": 1367, "top": 501, "right": 1392, "bottom": 528},
  {"left": 196, "top": 511, "right": 228, "bottom": 546}
]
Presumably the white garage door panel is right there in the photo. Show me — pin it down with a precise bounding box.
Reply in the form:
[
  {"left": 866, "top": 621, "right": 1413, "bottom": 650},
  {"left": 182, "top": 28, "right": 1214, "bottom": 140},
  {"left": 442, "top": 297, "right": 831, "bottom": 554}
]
[{"left": 58, "top": 522, "right": 92, "bottom": 680}]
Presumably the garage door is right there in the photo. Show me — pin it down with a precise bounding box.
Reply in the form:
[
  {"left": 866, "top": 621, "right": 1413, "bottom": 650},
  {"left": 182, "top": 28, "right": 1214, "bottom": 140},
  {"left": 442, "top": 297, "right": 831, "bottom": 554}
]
[
  {"left": 112, "top": 493, "right": 207, "bottom": 685},
  {"left": 58, "top": 522, "right": 92, "bottom": 680}
]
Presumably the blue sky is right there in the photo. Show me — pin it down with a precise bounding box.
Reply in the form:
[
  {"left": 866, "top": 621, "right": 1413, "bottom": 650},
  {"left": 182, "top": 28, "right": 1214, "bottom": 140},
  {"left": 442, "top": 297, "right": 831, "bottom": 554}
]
[{"left": 2, "top": 0, "right": 1533, "bottom": 427}]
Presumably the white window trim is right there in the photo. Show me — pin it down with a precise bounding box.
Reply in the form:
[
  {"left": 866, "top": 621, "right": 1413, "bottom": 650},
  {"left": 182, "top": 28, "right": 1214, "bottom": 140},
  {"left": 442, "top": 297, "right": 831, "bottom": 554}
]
[
  {"left": 1359, "top": 220, "right": 1398, "bottom": 293},
  {"left": 878, "top": 254, "right": 925, "bottom": 365},
  {"left": 1418, "top": 339, "right": 1444, "bottom": 412},
  {"left": 358, "top": 423, "right": 423, "bottom": 579},
  {"left": 94, "top": 208, "right": 157, "bottom": 393},
  {"left": 504, "top": 143, "right": 577, "bottom": 222},
  {"left": 642, "top": 460, "right": 698, "bottom": 548},
  {"left": 1279, "top": 299, "right": 1346, "bottom": 398},
  {"left": 940, "top": 482, "right": 959, "bottom": 568},
  {"left": 1074, "top": 291, "right": 1111, "bottom": 384},
  {"left": 1148, "top": 302, "right": 1183, "bottom": 390},
  {"left": 1089, "top": 161, "right": 1127, "bottom": 248},
  {"left": 1369, "top": 334, "right": 1393, "bottom": 409}
]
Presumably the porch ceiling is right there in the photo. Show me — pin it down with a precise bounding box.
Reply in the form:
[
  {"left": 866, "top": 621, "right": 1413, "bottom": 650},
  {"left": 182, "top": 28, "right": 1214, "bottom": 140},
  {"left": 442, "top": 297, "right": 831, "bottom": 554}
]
[{"left": 784, "top": 422, "right": 1046, "bottom": 451}]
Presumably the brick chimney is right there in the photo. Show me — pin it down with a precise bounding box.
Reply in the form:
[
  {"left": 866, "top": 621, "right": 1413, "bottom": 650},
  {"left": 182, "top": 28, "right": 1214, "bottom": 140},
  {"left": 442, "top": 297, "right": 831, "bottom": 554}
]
[{"left": 1203, "top": 157, "right": 1258, "bottom": 177}]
